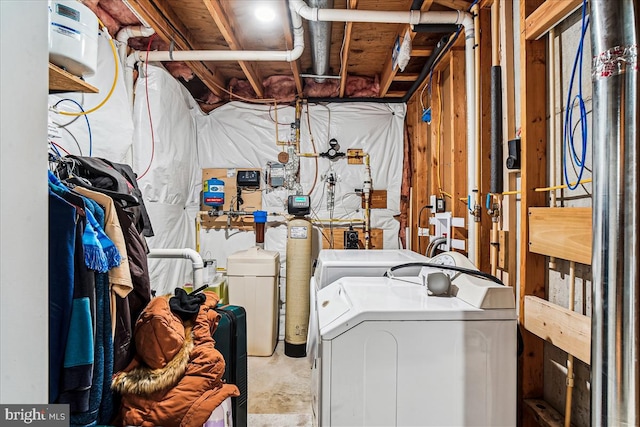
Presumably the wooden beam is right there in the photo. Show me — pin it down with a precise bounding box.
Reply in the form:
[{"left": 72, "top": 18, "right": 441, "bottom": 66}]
[
  {"left": 379, "top": 0, "right": 434, "bottom": 97},
  {"left": 281, "top": 0, "right": 303, "bottom": 95},
  {"left": 528, "top": 207, "right": 592, "bottom": 264},
  {"left": 385, "top": 91, "right": 406, "bottom": 97},
  {"left": 519, "top": 0, "right": 547, "bottom": 425},
  {"left": 500, "top": 0, "right": 518, "bottom": 286},
  {"left": 524, "top": 296, "right": 591, "bottom": 364},
  {"left": 202, "top": 0, "right": 264, "bottom": 97},
  {"left": 433, "top": 0, "right": 471, "bottom": 10},
  {"left": 525, "top": 0, "right": 582, "bottom": 40},
  {"left": 523, "top": 399, "right": 565, "bottom": 427},
  {"left": 392, "top": 73, "right": 420, "bottom": 82},
  {"left": 339, "top": 0, "right": 359, "bottom": 97},
  {"left": 411, "top": 48, "right": 434, "bottom": 57},
  {"left": 127, "top": 0, "right": 226, "bottom": 97}
]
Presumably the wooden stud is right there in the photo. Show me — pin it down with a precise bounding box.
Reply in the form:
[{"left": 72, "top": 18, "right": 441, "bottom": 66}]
[
  {"left": 528, "top": 207, "right": 592, "bottom": 264},
  {"left": 519, "top": 0, "right": 547, "bottom": 425},
  {"left": 407, "top": 85, "right": 431, "bottom": 254},
  {"left": 524, "top": 296, "right": 591, "bottom": 364},
  {"left": 500, "top": 0, "right": 518, "bottom": 288},
  {"left": 202, "top": 0, "right": 264, "bottom": 97},
  {"left": 449, "top": 50, "right": 468, "bottom": 251},
  {"left": 525, "top": 0, "right": 582, "bottom": 40},
  {"left": 339, "top": 0, "right": 359, "bottom": 98}
]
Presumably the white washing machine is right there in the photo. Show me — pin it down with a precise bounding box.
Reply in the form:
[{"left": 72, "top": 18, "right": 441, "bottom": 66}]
[
  {"left": 310, "top": 252, "right": 517, "bottom": 427},
  {"left": 307, "top": 249, "right": 430, "bottom": 362}
]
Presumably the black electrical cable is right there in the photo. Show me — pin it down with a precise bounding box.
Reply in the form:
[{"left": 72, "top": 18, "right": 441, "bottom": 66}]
[{"left": 382, "top": 261, "right": 505, "bottom": 286}]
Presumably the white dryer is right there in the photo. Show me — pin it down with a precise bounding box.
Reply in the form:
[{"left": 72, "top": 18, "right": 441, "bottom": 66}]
[{"left": 310, "top": 253, "right": 517, "bottom": 427}]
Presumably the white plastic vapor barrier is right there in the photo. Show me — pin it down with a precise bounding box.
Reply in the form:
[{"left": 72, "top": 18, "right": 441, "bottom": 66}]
[
  {"left": 48, "top": 34, "right": 134, "bottom": 162},
  {"left": 132, "top": 64, "right": 202, "bottom": 295},
  {"left": 132, "top": 65, "right": 405, "bottom": 295}
]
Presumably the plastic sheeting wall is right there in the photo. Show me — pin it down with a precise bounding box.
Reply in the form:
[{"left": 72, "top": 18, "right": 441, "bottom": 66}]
[
  {"left": 132, "top": 65, "right": 405, "bottom": 297},
  {"left": 48, "top": 34, "right": 133, "bottom": 162}
]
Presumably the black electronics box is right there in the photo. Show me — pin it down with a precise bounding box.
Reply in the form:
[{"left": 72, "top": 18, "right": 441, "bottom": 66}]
[{"left": 236, "top": 170, "right": 260, "bottom": 187}]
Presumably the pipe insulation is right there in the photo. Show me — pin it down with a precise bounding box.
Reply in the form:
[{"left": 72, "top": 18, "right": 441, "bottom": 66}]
[
  {"left": 590, "top": 0, "right": 639, "bottom": 425},
  {"left": 147, "top": 248, "right": 204, "bottom": 290},
  {"left": 490, "top": 67, "right": 503, "bottom": 194}
]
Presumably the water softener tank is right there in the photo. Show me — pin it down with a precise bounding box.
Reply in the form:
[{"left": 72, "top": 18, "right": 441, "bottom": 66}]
[
  {"left": 203, "top": 178, "right": 225, "bottom": 208},
  {"left": 48, "top": 0, "right": 98, "bottom": 77},
  {"left": 285, "top": 217, "right": 313, "bottom": 357}
]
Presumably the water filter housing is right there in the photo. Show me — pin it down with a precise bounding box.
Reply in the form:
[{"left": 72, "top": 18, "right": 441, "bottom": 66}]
[{"left": 48, "top": 0, "right": 98, "bottom": 77}]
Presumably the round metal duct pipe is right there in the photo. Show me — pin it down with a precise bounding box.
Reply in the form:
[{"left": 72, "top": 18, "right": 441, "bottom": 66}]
[
  {"left": 590, "top": 0, "right": 639, "bottom": 425},
  {"left": 308, "top": 0, "right": 334, "bottom": 83}
]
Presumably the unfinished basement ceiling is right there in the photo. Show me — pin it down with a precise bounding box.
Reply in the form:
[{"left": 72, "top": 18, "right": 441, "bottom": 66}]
[{"left": 88, "top": 0, "right": 472, "bottom": 110}]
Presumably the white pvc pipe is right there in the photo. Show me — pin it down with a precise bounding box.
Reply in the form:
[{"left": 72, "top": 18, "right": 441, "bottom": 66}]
[
  {"left": 147, "top": 248, "right": 204, "bottom": 289},
  {"left": 289, "top": 0, "right": 477, "bottom": 263},
  {"left": 115, "top": 26, "right": 155, "bottom": 108},
  {"left": 136, "top": 2, "right": 304, "bottom": 64}
]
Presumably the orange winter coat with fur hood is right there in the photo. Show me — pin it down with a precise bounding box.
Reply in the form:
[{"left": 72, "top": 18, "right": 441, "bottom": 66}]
[{"left": 111, "top": 291, "right": 239, "bottom": 427}]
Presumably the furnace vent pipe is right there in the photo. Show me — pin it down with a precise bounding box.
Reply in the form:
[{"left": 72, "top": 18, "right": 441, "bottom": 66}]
[
  {"left": 289, "top": 0, "right": 478, "bottom": 264},
  {"left": 590, "top": 0, "right": 639, "bottom": 425},
  {"left": 147, "top": 248, "right": 204, "bottom": 290},
  {"left": 308, "top": 0, "right": 334, "bottom": 82}
]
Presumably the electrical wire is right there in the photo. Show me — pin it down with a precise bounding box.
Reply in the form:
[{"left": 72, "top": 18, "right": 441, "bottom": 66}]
[
  {"left": 57, "top": 125, "right": 84, "bottom": 155},
  {"left": 54, "top": 20, "right": 119, "bottom": 116},
  {"left": 563, "top": 0, "right": 590, "bottom": 191},
  {"left": 138, "top": 35, "right": 157, "bottom": 180},
  {"left": 383, "top": 261, "right": 505, "bottom": 286},
  {"left": 435, "top": 71, "right": 448, "bottom": 198},
  {"left": 51, "top": 141, "right": 71, "bottom": 156},
  {"left": 53, "top": 98, "right": 92, "bottom": 156}
]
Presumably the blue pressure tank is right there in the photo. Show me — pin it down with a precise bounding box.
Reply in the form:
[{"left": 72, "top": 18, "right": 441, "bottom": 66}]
[{"left": 203, "top": 178, "right": 225, "bottom": 208}]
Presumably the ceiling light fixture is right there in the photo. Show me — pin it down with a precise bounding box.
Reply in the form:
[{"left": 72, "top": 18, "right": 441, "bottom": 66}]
[{"left": 254, "top": 5, "right": 276, "bottom": 23}]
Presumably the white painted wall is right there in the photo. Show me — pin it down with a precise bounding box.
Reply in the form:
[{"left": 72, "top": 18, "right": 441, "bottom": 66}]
[{"left": 0, "top": 1, "right": 49, "bottom": 403}]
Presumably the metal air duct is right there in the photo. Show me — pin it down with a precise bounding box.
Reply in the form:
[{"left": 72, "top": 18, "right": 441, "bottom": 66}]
[
  {"left": 308, "top": 0, "right": 334, "bottom": 82},
  {"left": 590, "top": 0, "right": 639, "bottom": 425}
]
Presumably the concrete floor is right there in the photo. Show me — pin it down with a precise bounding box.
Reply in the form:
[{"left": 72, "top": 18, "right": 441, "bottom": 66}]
[{"left": 247, "top": 341, "right": 312, "bottom": 427}]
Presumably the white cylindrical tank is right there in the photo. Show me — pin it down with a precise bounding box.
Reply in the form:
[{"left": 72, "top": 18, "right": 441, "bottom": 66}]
[
  {"left": 285, "top": 217, "right": 313, "bottom": 357},
  {"left": 48, "top": 0, "right": 98, "bottom": 77}
]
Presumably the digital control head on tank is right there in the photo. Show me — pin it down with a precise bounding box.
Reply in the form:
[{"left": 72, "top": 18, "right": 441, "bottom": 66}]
[{"left": 288, "top": 195, "right": 310, "bottom": 217}]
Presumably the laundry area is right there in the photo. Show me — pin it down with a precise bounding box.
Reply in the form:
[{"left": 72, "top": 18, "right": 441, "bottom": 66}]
[{"left": 1, "top": 0, "right": 638, "bottom": 427}]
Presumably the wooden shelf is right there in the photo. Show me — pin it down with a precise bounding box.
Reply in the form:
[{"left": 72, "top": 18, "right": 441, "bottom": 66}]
[{"left": 49, "top": 63, "right": 98, "bottom": 93}]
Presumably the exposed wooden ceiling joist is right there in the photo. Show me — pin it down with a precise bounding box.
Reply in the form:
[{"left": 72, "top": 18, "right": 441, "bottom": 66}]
[
  {"left": 128, "top": 0, "right": 226, "bottom": 97},
  {"left": 411, "top": 47, "right": 434, "bottom": 56},
  {"left": 433, "top": 0, "right": 471, "bottom": 10},
  {"left": 280, "top": 0, "right": 304, "bottom": 95},
  {"left": 393, "top": 73, "right": 420, "bottom": 81},
  {"left": 202, "top": 0, "right": 265, "bottom": 97},
  {"left": 339, "top": 0, "right": 359, "bottom": 97},
  {"left": 379, "top": 0, "right": 435, "bottom": 97}
]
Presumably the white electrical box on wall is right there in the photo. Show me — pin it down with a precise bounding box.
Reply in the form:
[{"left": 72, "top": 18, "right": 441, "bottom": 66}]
[{"left": 48, "top": 0, "right": 98, "bottom": 77}]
